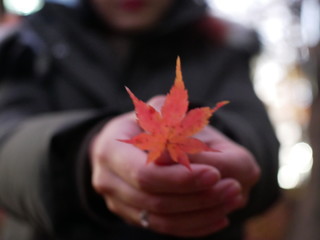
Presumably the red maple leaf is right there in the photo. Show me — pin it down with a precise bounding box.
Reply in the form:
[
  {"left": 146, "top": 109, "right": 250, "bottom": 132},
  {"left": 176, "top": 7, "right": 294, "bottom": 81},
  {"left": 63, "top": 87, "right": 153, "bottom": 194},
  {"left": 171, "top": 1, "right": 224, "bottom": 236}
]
[{"left": 120, "top": 57, "right": 229, "bottom": 169}]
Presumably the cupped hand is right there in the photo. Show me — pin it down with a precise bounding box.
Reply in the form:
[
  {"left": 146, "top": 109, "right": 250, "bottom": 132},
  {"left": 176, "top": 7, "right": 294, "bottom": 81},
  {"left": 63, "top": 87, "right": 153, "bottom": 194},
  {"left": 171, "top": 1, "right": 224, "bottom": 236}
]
[
  {"left": 147, "top": 95, "right": 261, "bottom": 205},
  {"left": 149, "top": 95, "right": 261, "bottom": 206},
  {"left": 90, "top": 109, "right": 244, "bottom": 237}
]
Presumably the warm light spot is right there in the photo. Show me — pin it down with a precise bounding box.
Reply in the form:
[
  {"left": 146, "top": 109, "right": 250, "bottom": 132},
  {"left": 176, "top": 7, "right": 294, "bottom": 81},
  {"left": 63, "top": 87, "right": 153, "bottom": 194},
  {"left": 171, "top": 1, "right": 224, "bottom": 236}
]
[
  {"left": 4, "top": 0, "right": 44, "bottom": 15},
  {"left": 278, "top": 142, "right": 313, "bottom": 189},
  {"left": 278, "top": 165, "right": 301, "bottom": 189}
]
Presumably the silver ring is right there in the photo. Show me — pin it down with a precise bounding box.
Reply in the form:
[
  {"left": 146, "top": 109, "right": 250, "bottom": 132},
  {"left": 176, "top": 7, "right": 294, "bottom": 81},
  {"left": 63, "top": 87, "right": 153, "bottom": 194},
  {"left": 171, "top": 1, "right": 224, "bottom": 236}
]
[{"left": 139, "top": 210, "right": 149, "bottom": 228}]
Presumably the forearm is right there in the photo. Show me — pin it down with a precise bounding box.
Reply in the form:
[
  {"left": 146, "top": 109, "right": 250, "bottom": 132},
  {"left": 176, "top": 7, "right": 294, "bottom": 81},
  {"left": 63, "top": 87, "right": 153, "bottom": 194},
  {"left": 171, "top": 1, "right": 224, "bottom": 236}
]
[{"left": 0, "top": 110, "right": 109, "bottom": 232}]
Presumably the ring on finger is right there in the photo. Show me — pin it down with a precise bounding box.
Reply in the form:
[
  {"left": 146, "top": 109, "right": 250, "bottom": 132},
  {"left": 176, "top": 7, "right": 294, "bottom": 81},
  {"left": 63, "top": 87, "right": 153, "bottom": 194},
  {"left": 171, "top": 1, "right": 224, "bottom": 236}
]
[{"left": 139, "top": 210, "right": 150, "bottom": 228}]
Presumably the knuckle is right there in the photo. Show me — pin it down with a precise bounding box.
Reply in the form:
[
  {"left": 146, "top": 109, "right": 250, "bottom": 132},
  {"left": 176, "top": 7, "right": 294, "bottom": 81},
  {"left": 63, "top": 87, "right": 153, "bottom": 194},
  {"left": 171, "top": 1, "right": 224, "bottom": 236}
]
[
  {"left": 91, "top": 144, "right": 105, "bottom": 166},
  {"left": 92, "top": 181, "right": 106, "bottom": 194},
  {"left": 131, "top": 168, "right": 150, "bottom": 190},
  {"left": 91, "top": 172, "right": 113, "bottom": 195},
  {"left": 91, "top": 179, "right": 105, "bottom": 194},
  {"left": 91, "top": 173, "right": 101, "bottom": 192},
  {"left": 105, "top": 198, "right": 117, "bottom": 213}
]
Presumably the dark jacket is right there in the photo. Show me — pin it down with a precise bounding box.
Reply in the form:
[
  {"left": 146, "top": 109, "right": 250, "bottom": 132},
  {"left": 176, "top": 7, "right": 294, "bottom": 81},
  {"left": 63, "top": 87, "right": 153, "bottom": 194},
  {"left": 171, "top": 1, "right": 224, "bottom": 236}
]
[{"left": 0, "top": 1, "right": 279, "bottom": 240}]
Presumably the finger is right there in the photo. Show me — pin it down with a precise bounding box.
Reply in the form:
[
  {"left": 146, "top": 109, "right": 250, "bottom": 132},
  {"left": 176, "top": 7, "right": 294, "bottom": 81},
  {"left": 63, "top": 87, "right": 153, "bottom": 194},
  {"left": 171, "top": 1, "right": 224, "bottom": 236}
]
[
  {"left": 223, "top": 193, "right": 246, "bottom": 213},
  {"left": 91, "top": 157, "right": 119, "bottom": 196},
  {"left": 98, "top": 127, "right": 221, "bottom": 193},
  {"left": 94, "top": 168, "right": 241, "bottom": 214},
  {"left": 190, "top": 148, "right": 260, "bottom": 189},
  {"left": 132, "top": 163, "right": 222, "bottom": 193},
  {"left": 189, "top": 150, "right": 259, "bottom": 209},
  {"left": 110, "top": 150, "right": 220, "bottom": 194},
  {"left": 148, "top": 205, "right": 230, "bottom": 237},
  {"left": 192, "top": 126, "right": 261, "bottom": 184},
  {"left": 93, "top": 112, "right": 221, "bottom": 194},
  {"left": 103, "top": 196, "right": 142, "bottom": 227},
  {"left": 92, "top": 166, "right": 149, "bottom": 227},
  {"left": 106, "top": 195, "right": 230, "bottom": 238},
  {"left": 94, "top": 171, "right": 240, "bottom": 237}
]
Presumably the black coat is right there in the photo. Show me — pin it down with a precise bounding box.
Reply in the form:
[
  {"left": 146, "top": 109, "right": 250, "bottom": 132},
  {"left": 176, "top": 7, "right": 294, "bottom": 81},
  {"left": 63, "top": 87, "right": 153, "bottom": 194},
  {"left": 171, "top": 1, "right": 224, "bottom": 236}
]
[{"left": 0, "top": 1, "right": 280, "bottom": 240}]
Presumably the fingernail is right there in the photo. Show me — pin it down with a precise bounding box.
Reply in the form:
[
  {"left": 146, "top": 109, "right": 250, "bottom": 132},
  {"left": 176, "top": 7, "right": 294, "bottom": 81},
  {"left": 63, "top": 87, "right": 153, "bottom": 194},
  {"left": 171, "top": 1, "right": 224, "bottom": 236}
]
[
  {"left": 221, "top": 183, "right": 241, "bottom": 201},
  {"left": 197, "top": 170, "right": 220, "bottom": 187}
]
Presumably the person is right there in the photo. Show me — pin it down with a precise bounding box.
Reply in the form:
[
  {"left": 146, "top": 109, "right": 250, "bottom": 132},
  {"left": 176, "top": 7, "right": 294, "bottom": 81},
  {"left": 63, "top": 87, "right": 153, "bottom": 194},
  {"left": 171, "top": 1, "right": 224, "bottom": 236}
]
[{"left": 0, "top": 0, "right": 280, "bottom": 239}]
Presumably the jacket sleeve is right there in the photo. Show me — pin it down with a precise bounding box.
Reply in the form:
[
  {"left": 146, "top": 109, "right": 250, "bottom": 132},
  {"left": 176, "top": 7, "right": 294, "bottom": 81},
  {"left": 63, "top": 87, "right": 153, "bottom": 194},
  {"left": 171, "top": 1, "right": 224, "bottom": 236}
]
[
  {"left": 206, "top": 48, "right": 280, "bottom": 219},
  {"left": 0, "top": 30, "right": 113, "bottom": 234}
]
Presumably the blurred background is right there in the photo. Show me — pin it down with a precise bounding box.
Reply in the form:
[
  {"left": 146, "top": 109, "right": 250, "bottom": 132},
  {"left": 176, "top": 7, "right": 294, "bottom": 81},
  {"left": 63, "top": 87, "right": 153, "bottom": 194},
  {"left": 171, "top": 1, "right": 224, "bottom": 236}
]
[{"left": 1, "top": 0, "right": 319, "bottom": 239}]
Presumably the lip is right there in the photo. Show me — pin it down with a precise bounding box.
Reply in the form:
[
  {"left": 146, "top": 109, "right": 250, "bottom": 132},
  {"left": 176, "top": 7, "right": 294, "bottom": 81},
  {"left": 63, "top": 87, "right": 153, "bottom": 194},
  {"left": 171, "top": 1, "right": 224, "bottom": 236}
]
[{"left": 120, "top": 0, "right": 146, "bottom": 12}]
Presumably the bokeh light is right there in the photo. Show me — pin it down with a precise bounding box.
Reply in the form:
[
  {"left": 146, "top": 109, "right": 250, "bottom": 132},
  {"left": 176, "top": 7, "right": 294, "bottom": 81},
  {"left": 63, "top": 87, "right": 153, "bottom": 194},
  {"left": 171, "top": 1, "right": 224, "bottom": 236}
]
[
  {"left": 207, "top": 0, "right": 314, "bottom": 189},
  {"left": 3, "top": 0, "right": 44, "bottom": 15}
]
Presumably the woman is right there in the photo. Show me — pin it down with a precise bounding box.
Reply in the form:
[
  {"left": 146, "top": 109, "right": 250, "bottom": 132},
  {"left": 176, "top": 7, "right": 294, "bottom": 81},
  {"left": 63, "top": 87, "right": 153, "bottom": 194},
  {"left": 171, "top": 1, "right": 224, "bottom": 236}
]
[{"left": 0, "top": 0, "right": 279, "bottom": 239}]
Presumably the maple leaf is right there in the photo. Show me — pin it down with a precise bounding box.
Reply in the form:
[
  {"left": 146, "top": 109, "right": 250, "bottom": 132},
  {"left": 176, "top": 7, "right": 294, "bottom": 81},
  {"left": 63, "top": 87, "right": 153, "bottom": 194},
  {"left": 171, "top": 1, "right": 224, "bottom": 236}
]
[{"left": 119, "top": 57, "right": 229, "bottom": 169}]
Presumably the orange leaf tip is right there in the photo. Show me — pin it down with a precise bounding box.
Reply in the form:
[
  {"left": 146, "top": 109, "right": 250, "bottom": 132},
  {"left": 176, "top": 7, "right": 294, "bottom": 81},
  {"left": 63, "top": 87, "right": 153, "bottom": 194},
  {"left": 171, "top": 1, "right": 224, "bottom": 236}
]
[{"left": 174, "top": 56, "right": 184, "bottom": 88}]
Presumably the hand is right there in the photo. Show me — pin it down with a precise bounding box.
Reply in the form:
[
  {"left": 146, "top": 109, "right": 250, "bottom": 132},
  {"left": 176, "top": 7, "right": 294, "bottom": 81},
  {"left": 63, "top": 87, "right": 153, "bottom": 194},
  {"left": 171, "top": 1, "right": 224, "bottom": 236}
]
[
  {"left": 149, "top": 96, "right": 261, "bottom": 206},
  {"left": 90, "top": 110, "right": 244, "bottom": 237},
  {"left": 190, "top": 125, "right": 261, "bottom": 207}
]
